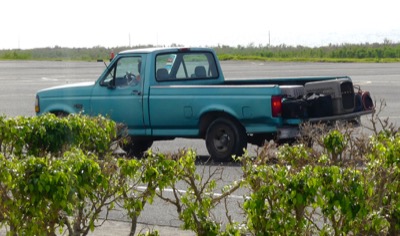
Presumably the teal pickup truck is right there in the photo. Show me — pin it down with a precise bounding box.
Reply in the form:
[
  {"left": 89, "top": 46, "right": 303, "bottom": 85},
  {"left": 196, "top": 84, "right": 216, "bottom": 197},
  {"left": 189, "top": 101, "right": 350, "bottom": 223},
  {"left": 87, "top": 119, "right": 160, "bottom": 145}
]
[{"left": 35, "top": 47, "right": 373, "bottom": 161}]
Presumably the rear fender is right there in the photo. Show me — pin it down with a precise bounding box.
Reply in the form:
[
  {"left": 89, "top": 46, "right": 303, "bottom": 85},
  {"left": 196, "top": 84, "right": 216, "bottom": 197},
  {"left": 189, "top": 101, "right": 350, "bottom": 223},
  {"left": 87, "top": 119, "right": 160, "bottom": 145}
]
[{"left": 199, "top": 110, "right": 243, "bottom": 138}]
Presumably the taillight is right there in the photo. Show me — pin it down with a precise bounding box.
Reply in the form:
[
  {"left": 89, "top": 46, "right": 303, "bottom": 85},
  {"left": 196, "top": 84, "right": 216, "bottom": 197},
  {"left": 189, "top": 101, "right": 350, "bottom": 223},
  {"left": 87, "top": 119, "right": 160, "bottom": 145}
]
[{"left": 271, "top": 95, "right": 282, "bottom": 117}]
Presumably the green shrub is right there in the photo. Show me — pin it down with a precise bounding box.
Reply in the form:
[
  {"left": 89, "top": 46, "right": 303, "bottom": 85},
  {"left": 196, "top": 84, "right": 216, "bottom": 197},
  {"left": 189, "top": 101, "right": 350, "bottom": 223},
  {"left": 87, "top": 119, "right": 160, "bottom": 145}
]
[
  {"left": 0, "top": 113, "right": 399, "bottom": 235},
  {"left": 0, "top": 114, "right": 117, "bottom": 158}
]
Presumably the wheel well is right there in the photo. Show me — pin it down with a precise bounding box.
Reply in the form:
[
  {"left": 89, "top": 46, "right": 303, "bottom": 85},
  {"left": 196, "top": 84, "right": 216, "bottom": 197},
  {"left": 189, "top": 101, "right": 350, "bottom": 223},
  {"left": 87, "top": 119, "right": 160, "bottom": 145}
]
[
  {"left": 50, "top": 110, "right": 69, "bottom": 117},
  {"left": 199, "top": 112, "right": 245, "bottom": 138}
]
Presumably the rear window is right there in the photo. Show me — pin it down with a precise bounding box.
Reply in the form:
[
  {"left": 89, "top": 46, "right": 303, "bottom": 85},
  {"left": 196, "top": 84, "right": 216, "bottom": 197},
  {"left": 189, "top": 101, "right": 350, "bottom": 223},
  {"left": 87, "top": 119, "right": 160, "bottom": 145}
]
[{"left": 155, "top": 51, "right": 219, "bottom": 82}]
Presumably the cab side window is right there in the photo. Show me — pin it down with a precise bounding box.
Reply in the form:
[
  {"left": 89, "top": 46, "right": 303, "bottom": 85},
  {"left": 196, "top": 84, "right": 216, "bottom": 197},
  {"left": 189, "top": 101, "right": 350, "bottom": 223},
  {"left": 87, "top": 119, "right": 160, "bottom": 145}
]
[
  {"left": 101, "top": 56, "right": 142, "bottom": 87},
  {"left": 155, "top": 52, "right": 219, "bottom": 82}
]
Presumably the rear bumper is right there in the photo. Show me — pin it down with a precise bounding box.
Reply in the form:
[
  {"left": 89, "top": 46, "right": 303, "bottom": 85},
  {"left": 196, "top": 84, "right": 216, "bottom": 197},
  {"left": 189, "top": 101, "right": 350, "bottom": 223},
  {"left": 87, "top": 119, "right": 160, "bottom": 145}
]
[
  {"left": 306, "top": 110, "right": 374, "bottom": 123},
  {"left": 277, "top": 126, "right": 300, "bottom": 139},
  {"left": 277, "top": 110, "right": 374, "bottom": 140}
]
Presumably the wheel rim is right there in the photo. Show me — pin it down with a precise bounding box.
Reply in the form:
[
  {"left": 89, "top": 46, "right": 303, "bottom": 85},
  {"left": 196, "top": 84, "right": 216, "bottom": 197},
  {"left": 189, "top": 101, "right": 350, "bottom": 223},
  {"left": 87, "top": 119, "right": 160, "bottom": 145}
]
[{"left": 212, "top": 126, "right": 234, "bottom": 154}]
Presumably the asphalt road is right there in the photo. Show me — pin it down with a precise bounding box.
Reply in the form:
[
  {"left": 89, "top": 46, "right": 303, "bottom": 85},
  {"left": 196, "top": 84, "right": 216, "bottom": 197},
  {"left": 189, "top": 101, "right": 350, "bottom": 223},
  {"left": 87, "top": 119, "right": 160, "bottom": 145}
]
[
  {"left": 1, "top": 60, "right": 399, "bottom": 233},
  {"left": 1, "top": 60, "right": 398, "bottom": 123}
]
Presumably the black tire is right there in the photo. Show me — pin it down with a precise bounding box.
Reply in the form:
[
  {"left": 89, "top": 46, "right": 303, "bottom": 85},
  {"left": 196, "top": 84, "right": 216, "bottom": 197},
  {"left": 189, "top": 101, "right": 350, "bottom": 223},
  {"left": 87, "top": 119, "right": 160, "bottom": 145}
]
[
  {"left": 123, "top": 139, "right": 153, "bottom": 158},
  {"left": 205, "top": 118, "right": 247, "bottom": 162},
  {"left": 53, "top": 111, "right": 69, "bottom": 117}
]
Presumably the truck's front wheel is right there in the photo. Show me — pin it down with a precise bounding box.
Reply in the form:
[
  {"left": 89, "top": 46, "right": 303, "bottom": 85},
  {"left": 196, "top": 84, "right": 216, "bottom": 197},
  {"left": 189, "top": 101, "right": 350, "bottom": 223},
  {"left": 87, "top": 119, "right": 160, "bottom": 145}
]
[
  {"left": 123, "top": 139, "right": 153, "bottom": 158},
  {"left": 205, "top": 118, "right": 247, "bottom": 162}
]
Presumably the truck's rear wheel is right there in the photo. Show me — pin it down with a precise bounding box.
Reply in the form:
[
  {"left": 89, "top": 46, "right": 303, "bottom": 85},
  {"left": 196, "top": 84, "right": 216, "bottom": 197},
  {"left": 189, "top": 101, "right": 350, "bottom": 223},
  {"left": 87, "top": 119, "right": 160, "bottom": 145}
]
[
  {"left": 205, "top": 118, "right": 247, "bottom": 162},
  {"left": 123, "top": 139, "right": 153, "bottom": 158}
]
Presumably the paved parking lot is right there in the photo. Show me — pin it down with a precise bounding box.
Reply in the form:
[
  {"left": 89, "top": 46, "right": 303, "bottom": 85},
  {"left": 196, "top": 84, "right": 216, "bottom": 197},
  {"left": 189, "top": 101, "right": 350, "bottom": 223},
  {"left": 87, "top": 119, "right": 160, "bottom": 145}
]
[{"left": 1, "top": 60, "right": 399, "bottom": 234}]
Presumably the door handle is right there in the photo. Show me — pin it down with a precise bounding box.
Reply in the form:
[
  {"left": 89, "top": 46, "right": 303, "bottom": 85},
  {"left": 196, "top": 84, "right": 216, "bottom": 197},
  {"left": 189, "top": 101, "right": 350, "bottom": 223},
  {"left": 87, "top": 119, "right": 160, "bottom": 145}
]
[{"left": 132, "top": 90, "right": 142, "bottom": 96}]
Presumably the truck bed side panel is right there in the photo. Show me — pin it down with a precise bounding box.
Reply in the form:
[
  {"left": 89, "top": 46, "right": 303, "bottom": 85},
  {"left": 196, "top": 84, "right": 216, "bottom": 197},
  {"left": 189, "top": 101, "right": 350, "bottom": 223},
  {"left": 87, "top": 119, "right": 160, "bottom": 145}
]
[{"left": 148, "top": 85, "right": 283, "bottom": 137}]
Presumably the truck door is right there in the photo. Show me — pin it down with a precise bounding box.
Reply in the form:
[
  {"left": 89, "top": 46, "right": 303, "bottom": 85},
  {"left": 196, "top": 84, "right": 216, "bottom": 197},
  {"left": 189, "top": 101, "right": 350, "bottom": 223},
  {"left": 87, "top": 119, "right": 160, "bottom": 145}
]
[{"left": 90, "top": 56, "right": 146, "bottom": 135}]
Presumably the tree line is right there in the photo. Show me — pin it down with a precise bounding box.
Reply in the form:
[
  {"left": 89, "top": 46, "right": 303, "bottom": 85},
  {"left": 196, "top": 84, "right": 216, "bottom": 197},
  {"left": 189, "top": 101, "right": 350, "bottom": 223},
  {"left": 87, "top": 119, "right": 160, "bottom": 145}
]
[
  {"left": 0, "top": 41, "right": 400, "bottom": 62},
  {"left": 215, "top": 40, "right": 400, "bottom": 62}
]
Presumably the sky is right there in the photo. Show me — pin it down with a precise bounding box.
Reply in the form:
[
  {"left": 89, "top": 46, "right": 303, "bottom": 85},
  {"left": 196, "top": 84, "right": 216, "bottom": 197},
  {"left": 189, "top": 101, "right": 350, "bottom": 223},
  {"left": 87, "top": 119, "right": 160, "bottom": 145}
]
[{"left": 1, "top": 0, "right": 399, "bottom": 49}]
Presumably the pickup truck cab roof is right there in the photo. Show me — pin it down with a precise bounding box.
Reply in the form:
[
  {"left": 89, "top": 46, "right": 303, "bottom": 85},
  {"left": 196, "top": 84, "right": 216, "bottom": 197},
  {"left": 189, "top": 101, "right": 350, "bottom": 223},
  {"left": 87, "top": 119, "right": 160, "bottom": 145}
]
[{"left": 118, "top": 47, "right": 209, "bottom": 55}]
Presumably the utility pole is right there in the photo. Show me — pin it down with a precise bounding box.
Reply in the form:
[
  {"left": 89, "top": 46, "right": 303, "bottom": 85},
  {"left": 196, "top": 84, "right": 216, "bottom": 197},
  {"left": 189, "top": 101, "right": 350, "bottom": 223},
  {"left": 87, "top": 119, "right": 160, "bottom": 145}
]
[{"left": 268, "top": 30, "right": 271, "bottom": 46}]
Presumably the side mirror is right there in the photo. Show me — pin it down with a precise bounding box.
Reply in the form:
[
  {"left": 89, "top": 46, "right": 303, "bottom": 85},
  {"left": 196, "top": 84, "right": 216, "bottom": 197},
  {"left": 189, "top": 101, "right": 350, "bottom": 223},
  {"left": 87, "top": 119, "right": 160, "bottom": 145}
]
[
  {"left": 107, "top": 80, "right": 116, "bottom": 89},
  {"left": 99, "top": 79, "right": 115, "bottom": 89}
]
